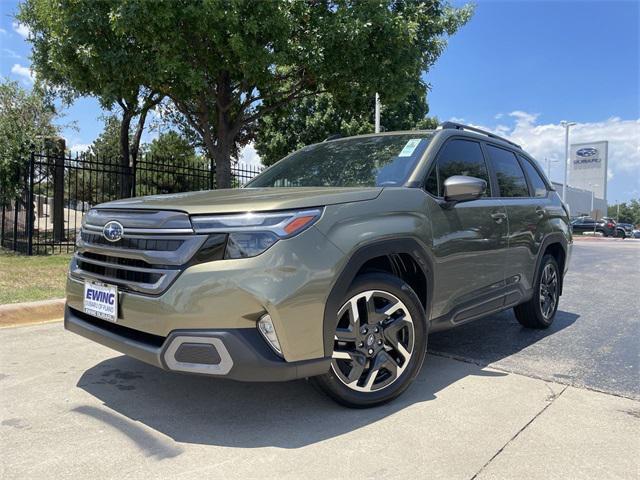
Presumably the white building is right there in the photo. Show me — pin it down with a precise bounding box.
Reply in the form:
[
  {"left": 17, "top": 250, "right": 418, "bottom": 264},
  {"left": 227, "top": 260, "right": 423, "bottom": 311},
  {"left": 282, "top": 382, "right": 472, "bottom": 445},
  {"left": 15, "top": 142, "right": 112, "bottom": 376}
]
[{"left": 552, "top": 182, "right": 607, "bottom": 218}]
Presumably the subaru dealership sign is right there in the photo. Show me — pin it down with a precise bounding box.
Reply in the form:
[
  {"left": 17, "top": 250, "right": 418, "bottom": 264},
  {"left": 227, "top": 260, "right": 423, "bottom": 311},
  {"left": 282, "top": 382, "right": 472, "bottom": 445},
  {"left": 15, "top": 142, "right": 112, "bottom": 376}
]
[{"left": 570, "top": 141, "right": 608, "bottom": 201}]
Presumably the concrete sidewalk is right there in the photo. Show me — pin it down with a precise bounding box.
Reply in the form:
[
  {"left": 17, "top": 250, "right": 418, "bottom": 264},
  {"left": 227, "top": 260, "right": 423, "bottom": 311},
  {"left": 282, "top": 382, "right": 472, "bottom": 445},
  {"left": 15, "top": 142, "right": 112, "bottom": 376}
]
[{"left": 1, "top": 322, "right": 638, "bottom": 480}]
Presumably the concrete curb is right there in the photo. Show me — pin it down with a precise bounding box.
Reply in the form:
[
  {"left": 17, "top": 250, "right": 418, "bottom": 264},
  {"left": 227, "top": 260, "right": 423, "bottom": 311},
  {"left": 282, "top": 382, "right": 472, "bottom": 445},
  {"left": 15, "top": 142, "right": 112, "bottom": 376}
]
[
  {"left": 573, "top": 236, "right": 637, "bottom": 242},
  {"left": 0, "top": 298, "right": 65, "bottom": 327}
]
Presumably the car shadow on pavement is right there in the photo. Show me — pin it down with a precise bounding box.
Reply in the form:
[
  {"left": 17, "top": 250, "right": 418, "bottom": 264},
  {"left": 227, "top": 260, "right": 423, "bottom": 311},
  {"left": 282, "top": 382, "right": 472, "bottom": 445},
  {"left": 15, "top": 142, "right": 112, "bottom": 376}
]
[
  {"left": 428, "top": 309, "right": 580, "bottom": 365},
  {"left": 75, "top": 309, "right": 577, "bottom": 450}
]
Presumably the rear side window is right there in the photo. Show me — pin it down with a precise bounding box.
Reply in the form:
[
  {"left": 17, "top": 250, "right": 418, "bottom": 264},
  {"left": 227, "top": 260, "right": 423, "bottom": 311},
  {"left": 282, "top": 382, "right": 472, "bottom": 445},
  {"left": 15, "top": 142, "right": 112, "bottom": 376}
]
[
  {"left": 425, "top": 139, "right": 490, "bottom": 197},
  {"left": 520, "top": 156, "right": 548, "bottom": 197},
  {"left": 486, "top": 145, "right": 529, "bottom": 197}
]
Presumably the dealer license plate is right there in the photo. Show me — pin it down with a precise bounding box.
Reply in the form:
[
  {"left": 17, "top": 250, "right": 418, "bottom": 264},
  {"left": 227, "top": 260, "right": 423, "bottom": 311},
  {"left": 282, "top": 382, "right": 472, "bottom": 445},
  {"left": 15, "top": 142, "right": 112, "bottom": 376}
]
[{"left": 83, "top": 281, "right": 118, "bottom": 322}]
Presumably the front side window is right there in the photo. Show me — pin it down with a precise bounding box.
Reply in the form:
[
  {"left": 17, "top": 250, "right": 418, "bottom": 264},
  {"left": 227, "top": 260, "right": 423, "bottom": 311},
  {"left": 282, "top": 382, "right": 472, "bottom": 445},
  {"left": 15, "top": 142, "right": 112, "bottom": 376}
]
[
  {"left": 247, "top": 134, "right": 434, "bottom": 188},
  {"left": 425, "top": 139, "right": 490, "bottom": 197},
  {"left": 520, "top": 156, "right": 548, "bottom": 197},
  {"left": 486, "top": 145, "right": 529, "bottom": 197}
]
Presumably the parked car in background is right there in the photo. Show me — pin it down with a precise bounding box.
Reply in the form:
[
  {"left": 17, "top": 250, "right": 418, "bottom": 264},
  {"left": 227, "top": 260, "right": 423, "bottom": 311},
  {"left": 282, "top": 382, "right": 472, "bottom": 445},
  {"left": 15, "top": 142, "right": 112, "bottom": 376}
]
[
  {"left": 571, "top": 217, "right": 616, "bottom": 236},
  {"left": 616, "top": 222, "right": 634, "bottom": 238},
  {"left": 601, "top": 217, "right": 629, "bottom": 238}
]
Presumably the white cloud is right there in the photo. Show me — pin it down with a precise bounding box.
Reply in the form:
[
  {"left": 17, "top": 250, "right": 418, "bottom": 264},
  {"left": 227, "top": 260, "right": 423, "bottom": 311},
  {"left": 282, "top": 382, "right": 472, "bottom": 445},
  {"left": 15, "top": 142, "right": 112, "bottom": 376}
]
[
  {"left": 2, "top": 48, "right": 21, "bottom": 59},
  {"left": 11, "top": 63, "right": 34, "bottom": 84},
  {"left": 70, "top": 144, "right": 91, "bottom": 154},
  {"left": 449, "top": 113, "right": 640, "bottom": 188},
  {"left": 0, "top": 28, "right": 7, "bottom": 35},
  {"left": 12, "top": 21, "right": 30, "bottom": 39},
  {"left": 237, "top": 143, "right": 263, "bottom": 167},
  {"left": 448, "top": 112, "right": 640, "bottom": 202}
]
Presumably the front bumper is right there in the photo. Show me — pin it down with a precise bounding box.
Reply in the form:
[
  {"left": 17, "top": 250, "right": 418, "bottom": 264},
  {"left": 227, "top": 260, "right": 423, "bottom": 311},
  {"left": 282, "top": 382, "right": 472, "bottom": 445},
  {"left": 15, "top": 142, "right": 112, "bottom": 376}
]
[
  {"left": 66, "top": 225, "right": 346, "bottom": 362},
  {"left": 65, "top": 306, "right": 331, "bottom": 381}
]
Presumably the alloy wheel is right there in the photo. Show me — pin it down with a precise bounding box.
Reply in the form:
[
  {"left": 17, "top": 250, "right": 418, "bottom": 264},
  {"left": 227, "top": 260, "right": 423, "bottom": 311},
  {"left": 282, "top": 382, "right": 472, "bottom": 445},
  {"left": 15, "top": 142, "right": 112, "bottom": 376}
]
[
  {"left": 539, "top": 263, "right": 558, "bottom": 320},
  {"left": 331, "top": 290, "right": 415, "bottom": 392}
]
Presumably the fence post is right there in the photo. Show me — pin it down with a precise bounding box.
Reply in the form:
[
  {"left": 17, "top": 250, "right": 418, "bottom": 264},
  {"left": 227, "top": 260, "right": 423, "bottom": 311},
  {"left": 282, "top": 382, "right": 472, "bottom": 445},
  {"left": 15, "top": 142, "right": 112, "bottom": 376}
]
[
  {"left": 209, "top": 158, "right": 215, "bottom": 190},
  {"left": 26, "top": 152, "right": 35, "bottom": 255},
  {"left": 131, "top": 159, "right": 137, "bottom": 198},
  {"left": 12, "top": 198, "right": 18, "bottom": 252},
  {"left": 50, "top": 137, "right": 66, "bottom": 242},
  {"left": 0, "top": 203, "right": 5, "bottom": 248}
]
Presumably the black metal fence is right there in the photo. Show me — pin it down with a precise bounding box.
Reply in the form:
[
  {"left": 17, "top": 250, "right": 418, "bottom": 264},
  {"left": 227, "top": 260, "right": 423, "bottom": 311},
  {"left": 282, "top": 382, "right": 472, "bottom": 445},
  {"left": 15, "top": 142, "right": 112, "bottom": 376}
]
[{"left": 1, "top": 151, "right": 262, "bottom": 255}]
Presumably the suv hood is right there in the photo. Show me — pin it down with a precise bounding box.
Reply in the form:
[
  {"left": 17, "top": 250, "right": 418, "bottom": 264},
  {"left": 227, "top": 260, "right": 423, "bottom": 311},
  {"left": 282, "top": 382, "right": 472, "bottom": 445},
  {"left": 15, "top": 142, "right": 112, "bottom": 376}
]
[{"left": 96, "top": 187, "right": 383, "bottom": 215}]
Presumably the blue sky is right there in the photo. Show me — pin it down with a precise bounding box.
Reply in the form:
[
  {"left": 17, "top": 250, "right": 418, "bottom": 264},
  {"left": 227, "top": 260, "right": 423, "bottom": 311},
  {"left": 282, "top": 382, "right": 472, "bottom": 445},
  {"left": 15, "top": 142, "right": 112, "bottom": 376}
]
[{"left": 1, "top": 0, "right": 639, "bottom": 202}]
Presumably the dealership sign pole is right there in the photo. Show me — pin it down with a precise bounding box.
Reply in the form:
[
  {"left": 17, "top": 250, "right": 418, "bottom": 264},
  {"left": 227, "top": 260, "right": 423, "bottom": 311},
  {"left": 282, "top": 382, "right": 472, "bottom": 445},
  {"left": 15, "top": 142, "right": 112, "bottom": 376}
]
[{"left": 561, "top": 121, "right": 576, "bottom": 203}]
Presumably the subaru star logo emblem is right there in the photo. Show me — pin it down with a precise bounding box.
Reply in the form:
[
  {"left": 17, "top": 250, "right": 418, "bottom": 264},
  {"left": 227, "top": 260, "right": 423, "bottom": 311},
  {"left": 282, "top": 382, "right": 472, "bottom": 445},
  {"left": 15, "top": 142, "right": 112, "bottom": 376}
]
[
  {"left": 102, "top": 221, "right": 124, "bottom": 242},
  {"left": 576, "top": 147, "right": 598, "bottom": 158}
]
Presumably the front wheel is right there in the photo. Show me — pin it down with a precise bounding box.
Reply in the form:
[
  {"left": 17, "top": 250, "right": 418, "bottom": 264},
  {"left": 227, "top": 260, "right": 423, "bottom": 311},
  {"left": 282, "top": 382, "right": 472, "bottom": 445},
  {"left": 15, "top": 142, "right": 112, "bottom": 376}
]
[
  {"left": 311, "top": 273, "right": 428, "bottom": 408},
  {"left": 514, "top": 254, "right": 560, "bottom": 329}
]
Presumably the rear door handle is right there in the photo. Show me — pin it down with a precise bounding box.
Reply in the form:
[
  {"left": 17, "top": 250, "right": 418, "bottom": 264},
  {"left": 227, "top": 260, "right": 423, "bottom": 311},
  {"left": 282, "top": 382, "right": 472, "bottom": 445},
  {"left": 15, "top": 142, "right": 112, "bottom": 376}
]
[
  {"left": 535, "top": 207, "right": 545, "bottom": 218},
  {"left": 491, "top": 212, "right": 507, "bottom": 224}
]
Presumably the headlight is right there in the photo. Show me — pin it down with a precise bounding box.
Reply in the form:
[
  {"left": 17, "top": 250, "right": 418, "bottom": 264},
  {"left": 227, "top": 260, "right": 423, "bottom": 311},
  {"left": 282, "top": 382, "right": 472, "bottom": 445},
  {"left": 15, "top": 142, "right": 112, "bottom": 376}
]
[{"left": 191, "top": 208, "right": 323, "bottom": 259}]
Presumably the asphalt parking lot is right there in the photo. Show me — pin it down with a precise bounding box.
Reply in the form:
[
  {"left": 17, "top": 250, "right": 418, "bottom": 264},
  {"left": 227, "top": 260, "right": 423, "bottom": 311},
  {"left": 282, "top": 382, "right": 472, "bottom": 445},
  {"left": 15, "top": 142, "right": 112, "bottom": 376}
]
[
  {"left": 430, "top": 239, "right": 640, "bottom": 400},
  {"left": 1, "top": 239, "right": 639, "bottom": 479}
]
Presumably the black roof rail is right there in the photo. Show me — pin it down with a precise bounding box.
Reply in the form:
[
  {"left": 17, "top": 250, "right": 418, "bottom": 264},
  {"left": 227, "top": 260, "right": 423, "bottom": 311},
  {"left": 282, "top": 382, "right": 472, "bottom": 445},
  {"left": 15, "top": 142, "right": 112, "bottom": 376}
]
[{"left": 439, "top": 121, "right": 521, "bottom": 149}]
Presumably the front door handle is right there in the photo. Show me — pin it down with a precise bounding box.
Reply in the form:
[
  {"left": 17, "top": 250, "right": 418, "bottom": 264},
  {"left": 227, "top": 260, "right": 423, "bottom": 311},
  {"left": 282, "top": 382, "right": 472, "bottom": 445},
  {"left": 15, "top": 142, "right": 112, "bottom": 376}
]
[{"left": 491, "top": 212, "right": 507, "bottom": 224}]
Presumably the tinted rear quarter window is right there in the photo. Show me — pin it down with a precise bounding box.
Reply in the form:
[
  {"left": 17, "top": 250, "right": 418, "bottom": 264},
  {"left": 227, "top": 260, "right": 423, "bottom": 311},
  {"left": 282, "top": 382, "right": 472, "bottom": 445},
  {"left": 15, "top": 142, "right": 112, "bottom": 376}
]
[
  {"left": 425, "top": 139, "right": 490, "bottom": 197},
  {"left": 520, "top": 156, "right": 548, "bottom": 197},
  {"left": 486, "top": 145, "right": 529, "bottom": 197}
]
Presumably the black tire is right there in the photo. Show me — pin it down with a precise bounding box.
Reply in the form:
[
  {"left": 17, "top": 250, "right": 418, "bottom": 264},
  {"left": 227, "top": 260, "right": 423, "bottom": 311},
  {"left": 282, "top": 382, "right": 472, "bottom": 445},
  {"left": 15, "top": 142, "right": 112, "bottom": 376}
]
[
  {"left": 617, "top": 230, "right": 626, "bottom": 239},
  {"left": 311, "top": 272, "right": 428, "bottom": 408},
  {"left": 514, "top": 254, "right": 560, "bottom": 329}
]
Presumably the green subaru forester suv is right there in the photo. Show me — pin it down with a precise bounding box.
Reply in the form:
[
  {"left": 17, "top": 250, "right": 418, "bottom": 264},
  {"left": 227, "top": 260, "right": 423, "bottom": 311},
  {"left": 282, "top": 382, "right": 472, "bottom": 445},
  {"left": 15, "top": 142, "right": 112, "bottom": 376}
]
[{"left": 66, "top": 122, "right": 571, "bottom": 407}]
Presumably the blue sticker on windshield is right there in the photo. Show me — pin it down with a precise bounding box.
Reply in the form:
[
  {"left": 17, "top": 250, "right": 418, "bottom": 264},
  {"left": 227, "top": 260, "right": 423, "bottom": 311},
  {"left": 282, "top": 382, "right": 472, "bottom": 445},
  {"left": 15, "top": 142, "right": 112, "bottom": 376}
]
[{"left": 398, "top": 139, "right": 422, "bottom": 157}]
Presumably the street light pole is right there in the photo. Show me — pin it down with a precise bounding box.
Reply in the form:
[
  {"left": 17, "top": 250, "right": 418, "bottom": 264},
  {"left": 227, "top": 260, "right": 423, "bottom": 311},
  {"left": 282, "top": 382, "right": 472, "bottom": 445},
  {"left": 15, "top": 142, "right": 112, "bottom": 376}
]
[
  {"left": 545, "top": 157, "right": 559, "bottom": 179},
  {"left": 561, "top": 121, "right": 576, "bottom": 204},
  {"left": 589, "top": 183, "right": 599, "bottom": 217},
  {"left": 374, "top": 93, "right": 381, "bottom": 133}
]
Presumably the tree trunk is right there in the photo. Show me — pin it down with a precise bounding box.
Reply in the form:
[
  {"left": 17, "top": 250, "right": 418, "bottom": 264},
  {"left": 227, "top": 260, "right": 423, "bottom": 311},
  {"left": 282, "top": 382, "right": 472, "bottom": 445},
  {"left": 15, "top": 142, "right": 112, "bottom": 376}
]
[
  {"left": 214, "top": 72, "right": 234, "bottom": 189},
  {"left": 119, "top": 110, "right": 134, "bottom": 198},
  {"left": 214, "top": 135, "right": 233, "bottom": 189}
]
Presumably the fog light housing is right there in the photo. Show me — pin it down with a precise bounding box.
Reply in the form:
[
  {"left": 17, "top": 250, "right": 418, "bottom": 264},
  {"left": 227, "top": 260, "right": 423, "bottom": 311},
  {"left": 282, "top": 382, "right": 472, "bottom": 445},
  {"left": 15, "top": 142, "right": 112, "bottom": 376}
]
[{"left": 257, "top": 314, "right": 282, "bottom": 357}]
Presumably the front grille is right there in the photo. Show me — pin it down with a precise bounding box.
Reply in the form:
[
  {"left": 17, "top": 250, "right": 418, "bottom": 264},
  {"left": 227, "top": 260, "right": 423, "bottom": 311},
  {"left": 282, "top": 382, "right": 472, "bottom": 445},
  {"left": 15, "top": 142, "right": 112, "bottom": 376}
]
[
  {"left": 80, "top": 231, "right": 183, "bottom": 251},
  {"left": 76, "top": 257, "right": 163, "bottom": 286},
  {"left": 71, "top": 209, "right": 208, "bottom": 295},
  {"left": 80, "top": 252, "right": 156, "bottom": 269}
]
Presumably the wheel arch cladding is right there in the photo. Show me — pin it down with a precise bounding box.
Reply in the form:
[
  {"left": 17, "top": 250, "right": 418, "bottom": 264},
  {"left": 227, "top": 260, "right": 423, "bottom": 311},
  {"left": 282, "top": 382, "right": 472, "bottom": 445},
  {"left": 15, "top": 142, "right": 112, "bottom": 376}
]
[
  {"left": 322, "top": 238, "right": 433, "bottom": 357},
  {"left": 536, "top": 233, "right": 568, "bottom": 296}
]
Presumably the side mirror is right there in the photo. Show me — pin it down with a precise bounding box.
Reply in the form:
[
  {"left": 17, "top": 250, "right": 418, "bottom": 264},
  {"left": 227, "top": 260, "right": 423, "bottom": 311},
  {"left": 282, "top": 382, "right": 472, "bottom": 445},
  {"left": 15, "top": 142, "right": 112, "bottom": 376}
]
[{"left": 443, "top": 175, "right": 486, "bottom": 203}]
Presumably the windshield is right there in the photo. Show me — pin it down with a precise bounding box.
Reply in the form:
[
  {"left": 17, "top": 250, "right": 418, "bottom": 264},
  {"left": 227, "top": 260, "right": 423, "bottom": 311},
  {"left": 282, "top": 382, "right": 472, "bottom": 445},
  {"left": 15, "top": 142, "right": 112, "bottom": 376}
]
[{"left": 247, "top": 133, "right": 434, "bottom": 188}]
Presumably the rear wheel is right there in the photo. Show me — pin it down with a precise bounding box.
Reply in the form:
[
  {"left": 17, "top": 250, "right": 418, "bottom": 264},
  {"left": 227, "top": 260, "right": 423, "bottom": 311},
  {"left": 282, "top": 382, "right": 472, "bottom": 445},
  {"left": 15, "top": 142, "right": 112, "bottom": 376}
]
[
  {"left": 311, "top": 273, "right": 427, "bottom": 408},
  {"left": 514, "top": 254, "right": 560, "bottom": 329}
]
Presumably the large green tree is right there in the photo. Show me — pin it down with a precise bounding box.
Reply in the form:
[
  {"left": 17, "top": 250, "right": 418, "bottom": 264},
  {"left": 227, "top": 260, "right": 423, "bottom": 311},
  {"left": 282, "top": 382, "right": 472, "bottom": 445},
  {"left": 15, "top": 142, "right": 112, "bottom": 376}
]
[
  {"left": 608, "top": 199, "right": 640, "bottom": 226},
  {"left": 139, "top": 131, "right": 208, "bottom": 194},
  {"left": 111, "top": 0, "right": 471, "bottom": 187},
  {"left": 18, "top": 0, "right": 164, "bottom": 197},
  {"left": 255, "top": 83, "right": 439, "bottom": 166},
  {"left": 0, "top": 79, "right": 60, "bottom": 204},
  {"left": 68, "top": 115, "right": 125, "bottom": 204}
]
